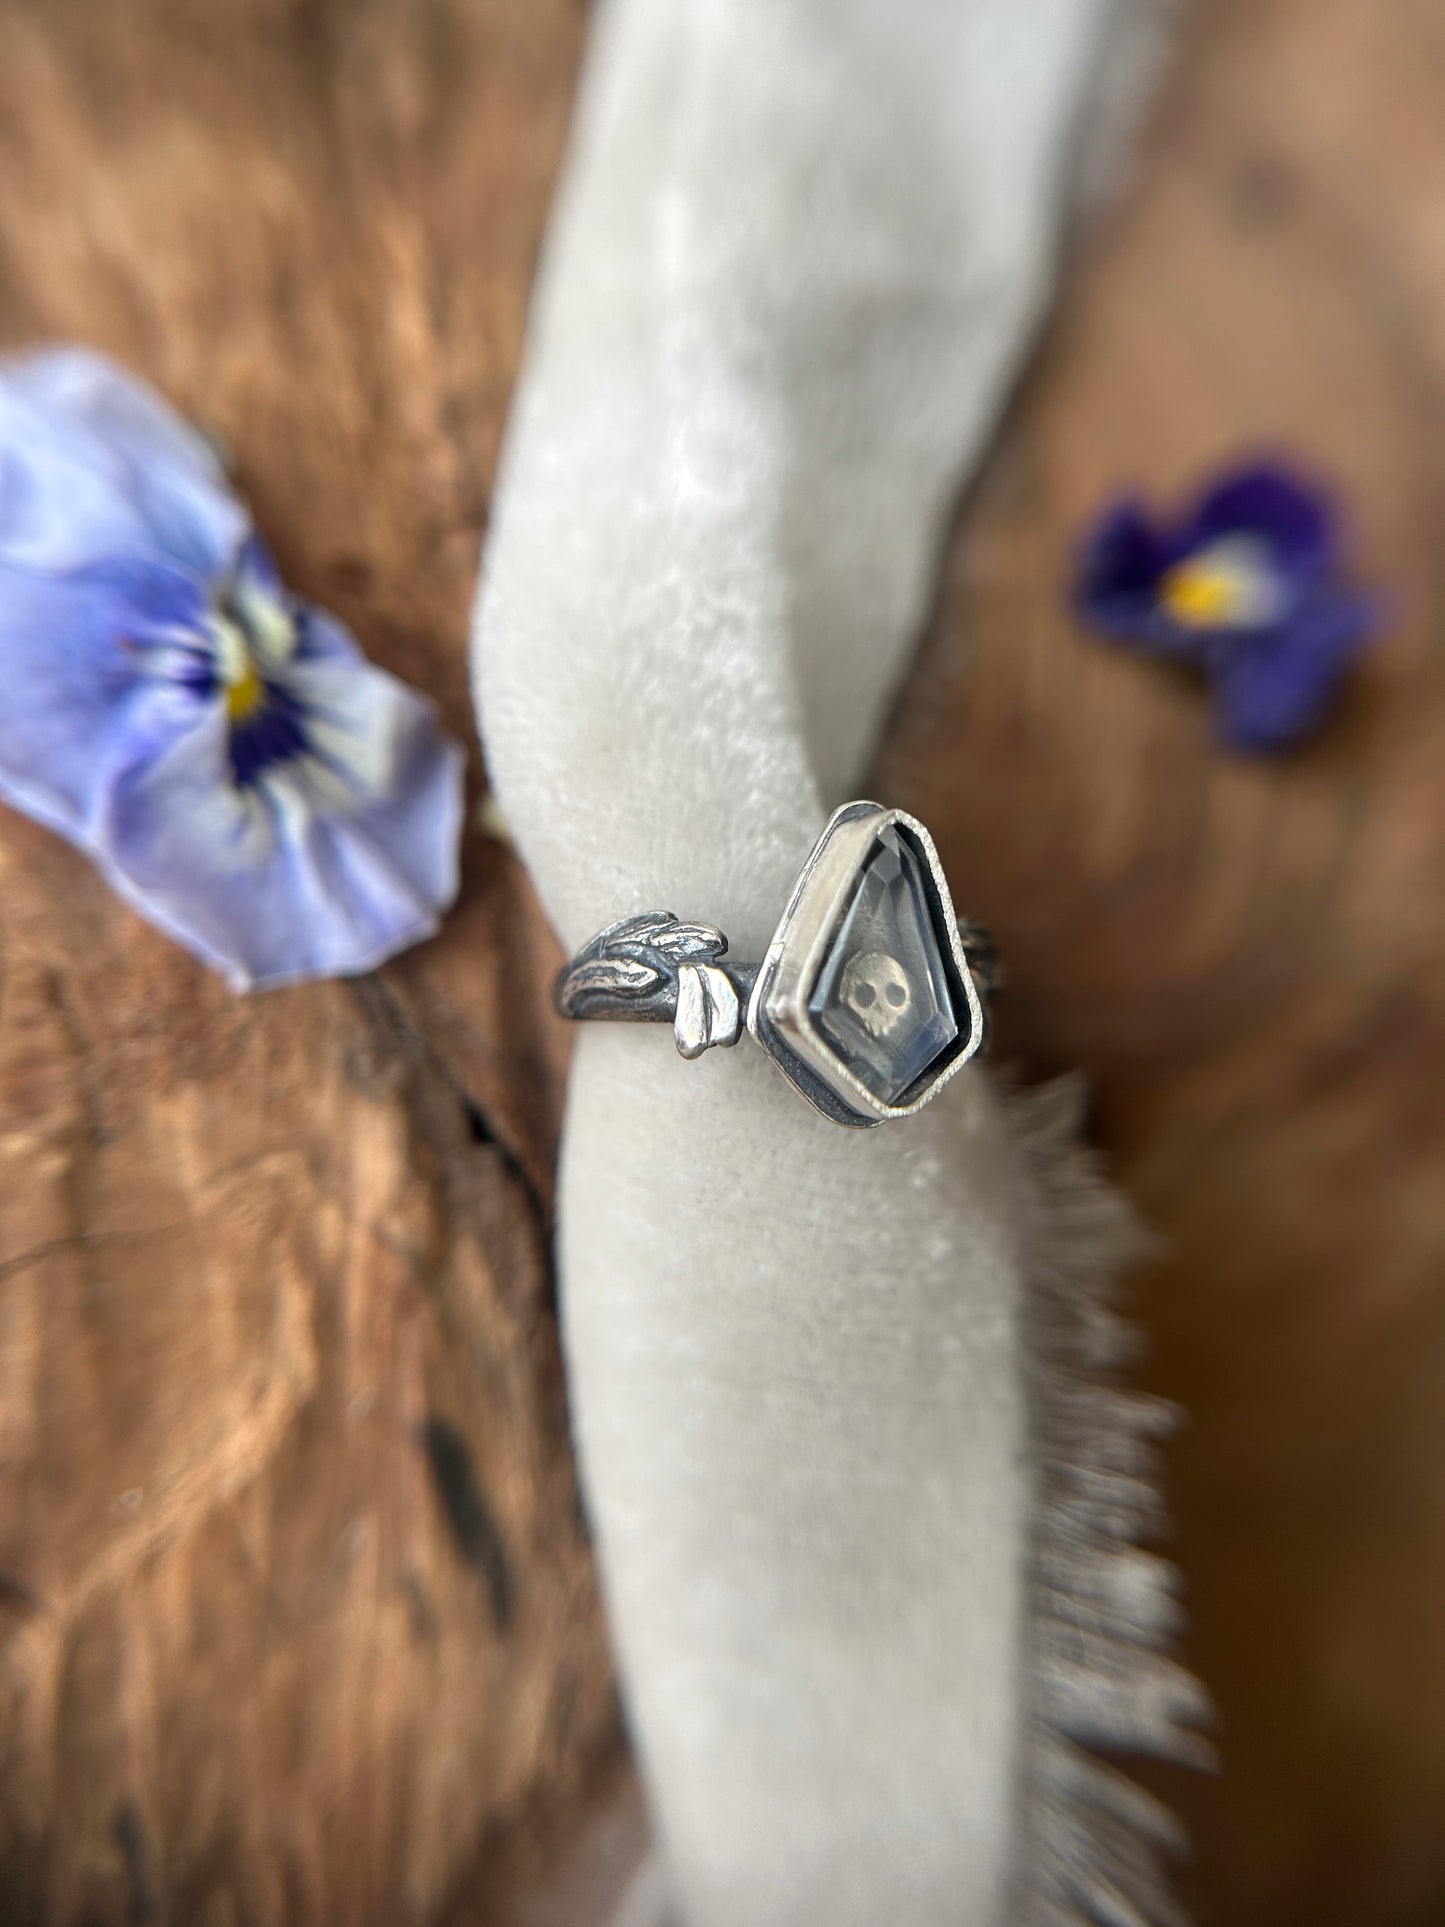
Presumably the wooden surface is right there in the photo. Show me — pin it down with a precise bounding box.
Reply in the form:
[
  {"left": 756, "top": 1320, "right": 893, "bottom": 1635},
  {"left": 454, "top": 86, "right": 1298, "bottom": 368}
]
[
  {"left": 884, "top": 2, "right": 1445, "bottom": 1922},
  {"left": 1, "top": 0, "right": 1444, "bottom": 1923},
  {"left": 0, "top": 4, "right": 613, "bottom": 1924}
]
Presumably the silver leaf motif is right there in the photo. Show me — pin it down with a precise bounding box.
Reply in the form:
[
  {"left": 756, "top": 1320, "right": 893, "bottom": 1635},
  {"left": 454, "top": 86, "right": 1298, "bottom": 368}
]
[
  {"left": 673, "top": 964, "right": 710, "bottom": 1059},
  {"left": 673, "top": 963, "right": 743, "bottom": 1059},
  {"left": 555, "top": 911, "right": 735, "bottom": 1029},
  {"left": 649, "top": 922, "right": 729, "bottom": 963},
  {"left": 560, "top": 956, "right": 663, "bottom": 1003}
]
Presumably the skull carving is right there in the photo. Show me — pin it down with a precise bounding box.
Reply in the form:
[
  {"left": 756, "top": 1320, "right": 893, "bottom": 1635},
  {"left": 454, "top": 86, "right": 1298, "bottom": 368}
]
[{"left": 840, "top": 950, "right": 911, "bottom": 1038}]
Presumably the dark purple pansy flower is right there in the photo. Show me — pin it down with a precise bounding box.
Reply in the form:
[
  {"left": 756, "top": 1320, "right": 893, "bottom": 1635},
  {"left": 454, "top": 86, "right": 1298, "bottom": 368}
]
[{"left": 1074, "top": 461, "right": 1378, "bottom": 752}]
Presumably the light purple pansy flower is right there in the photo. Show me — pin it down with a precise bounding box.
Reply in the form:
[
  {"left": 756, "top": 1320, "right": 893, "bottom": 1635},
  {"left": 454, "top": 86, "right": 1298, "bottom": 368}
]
[{"left": 0, "top": 347, "right": 464, "bottom": 988}]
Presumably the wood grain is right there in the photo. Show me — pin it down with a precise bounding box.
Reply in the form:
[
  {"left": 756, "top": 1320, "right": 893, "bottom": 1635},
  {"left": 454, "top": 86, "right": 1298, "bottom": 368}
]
[
  {"left": 0, "top": 3, "right": 617, "bottom": 1924},
  {"left": 881, "top": 2, "right": 1445, "bottom": 1922}
]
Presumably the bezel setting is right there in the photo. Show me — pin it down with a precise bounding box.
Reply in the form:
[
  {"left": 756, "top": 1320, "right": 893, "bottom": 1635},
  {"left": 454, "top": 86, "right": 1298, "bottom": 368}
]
[{"left": 746, "top": 801, "right": 986, "bottom": 1127}]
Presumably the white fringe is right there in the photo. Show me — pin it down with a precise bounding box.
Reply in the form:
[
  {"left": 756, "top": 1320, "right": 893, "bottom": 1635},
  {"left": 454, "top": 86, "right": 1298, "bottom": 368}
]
[{"left": 1007, "top": 1077, "right": 1212, "bottom": 1927}]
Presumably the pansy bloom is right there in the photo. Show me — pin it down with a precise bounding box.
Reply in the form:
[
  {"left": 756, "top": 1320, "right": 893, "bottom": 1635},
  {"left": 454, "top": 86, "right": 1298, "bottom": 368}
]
[
  {"left": 1074, "top": 461, "right": 1378, "bottom": 752},
  {"left": 0, "top": 347, "right": 464, "bottom": 988}
]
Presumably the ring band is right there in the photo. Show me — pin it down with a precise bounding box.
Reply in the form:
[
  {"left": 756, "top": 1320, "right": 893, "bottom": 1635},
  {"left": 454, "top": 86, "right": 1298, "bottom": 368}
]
[{"left": 556, "top": 801, "right": 996, "bottom": 1128}]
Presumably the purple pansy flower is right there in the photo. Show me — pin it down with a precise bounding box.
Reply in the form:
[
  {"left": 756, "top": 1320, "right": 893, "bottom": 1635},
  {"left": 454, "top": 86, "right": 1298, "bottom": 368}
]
[
  {"left": 0, "top": 347, "right": 464, "bottom": 989},
  {"left": 1075, "top": 461, "right": 1378, "bottom": 751}
]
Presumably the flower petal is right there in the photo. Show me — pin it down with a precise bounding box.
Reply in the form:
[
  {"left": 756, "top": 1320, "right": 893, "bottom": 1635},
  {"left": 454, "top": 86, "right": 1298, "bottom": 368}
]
[
  {"left": 1186, "top": 462, "right": 1336, "bottom": 581},
  {"left": 101, "top": 671, "right": 464, "bottom": 990},
  {"left": 1209, "top": 595, "right": 1374, "bottom": 752},
  {"left": 0, "top": 348, "right": 245, "bottom": 579},
  {"left": 1073, "top": 499, "right": 1201, "bottom": 656},
  {"left": 283, "top": 642, "right": 443, "bottom": 794},
  {"left": 0, "top": 556, "right": 211, "bottom": 837}
]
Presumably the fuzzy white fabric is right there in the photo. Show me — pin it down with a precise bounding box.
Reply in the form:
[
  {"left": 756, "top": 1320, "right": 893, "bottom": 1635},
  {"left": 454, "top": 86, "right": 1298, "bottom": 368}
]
[{"left": 473, "top": 3, "right": 1188, "bottom": 1923}]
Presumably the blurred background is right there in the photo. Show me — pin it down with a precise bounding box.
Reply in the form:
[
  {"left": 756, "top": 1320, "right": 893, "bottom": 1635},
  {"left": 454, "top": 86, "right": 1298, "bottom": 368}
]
[{"left": 0, "top": 1, "right": 1442, "bottom": 1923}]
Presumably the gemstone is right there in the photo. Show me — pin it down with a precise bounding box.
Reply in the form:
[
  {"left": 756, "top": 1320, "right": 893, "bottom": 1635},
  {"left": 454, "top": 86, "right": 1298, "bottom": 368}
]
[{"left": 807, "top": 824, "right": 960, "bottom": 1105}]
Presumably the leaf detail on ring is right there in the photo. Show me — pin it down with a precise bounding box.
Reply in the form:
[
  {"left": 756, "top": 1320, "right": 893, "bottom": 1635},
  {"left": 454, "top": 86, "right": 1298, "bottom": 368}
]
[
  {"left": 561, "top": 955, "right": 663, "bottom": 1001},
  {"left": 649, "top": 921, "right": 728, "bottom": 962},
  {"left": 556, "top": 911, "right": 729, "bottom": 1019}
]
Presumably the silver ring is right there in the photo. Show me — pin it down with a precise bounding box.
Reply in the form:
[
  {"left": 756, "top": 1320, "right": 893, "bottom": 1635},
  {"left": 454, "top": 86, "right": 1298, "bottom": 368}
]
[{"left": 555, "top": 801, "right": 997, "bottom": 1128}]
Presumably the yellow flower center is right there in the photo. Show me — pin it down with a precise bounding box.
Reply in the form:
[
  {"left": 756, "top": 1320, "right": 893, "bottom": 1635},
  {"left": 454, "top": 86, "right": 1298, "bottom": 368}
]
[
  {"left": 225, "top": 662, "right": 266, "bottom": 722},
  {"left": 1159, "top": 538, "right": 1280, "bottom": 630}
]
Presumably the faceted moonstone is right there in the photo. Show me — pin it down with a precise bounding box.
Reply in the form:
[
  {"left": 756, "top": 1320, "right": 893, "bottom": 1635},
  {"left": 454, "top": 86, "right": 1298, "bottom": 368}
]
[{"left": 808, "top": 824, "right": 959, "bottom": 1105}]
